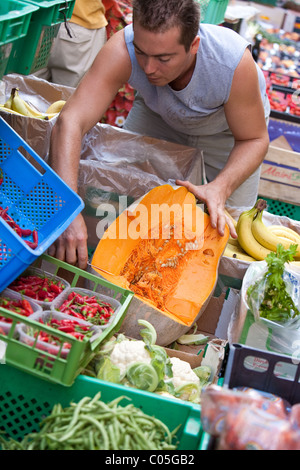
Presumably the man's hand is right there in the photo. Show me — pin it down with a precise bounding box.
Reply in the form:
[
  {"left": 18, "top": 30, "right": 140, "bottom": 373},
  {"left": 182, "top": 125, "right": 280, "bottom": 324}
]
[
  {"left": 176, "top": 179, "right": 237, "bottom": 238},
  {"left": 48, "top": 213, "right": 88, "bottom": 269}
]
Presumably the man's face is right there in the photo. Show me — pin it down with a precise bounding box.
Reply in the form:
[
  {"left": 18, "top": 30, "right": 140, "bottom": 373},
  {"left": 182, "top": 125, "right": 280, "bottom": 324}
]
[{"left": 133, "top": 22, "right": 199, "bottom": 87}]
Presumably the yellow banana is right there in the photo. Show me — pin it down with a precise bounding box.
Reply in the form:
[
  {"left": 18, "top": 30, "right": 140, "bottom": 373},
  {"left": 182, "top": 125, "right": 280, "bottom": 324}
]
[
  {"left": 46, "top": 100, "right": 66, "bottom": 114},
  {"left": 0, "top": 105, "right": 24, "bottom": 116},
  {"left": 224, "top": 242, "right": 255, "bottom": 262},
  {"left": 228, "top": 235, "right": 240, "bottom": 246},
  {"left": 3, "top": 92, "right": 13, "bottom": 109},
  {"left": 268, "top": 225, "right": 300, "bottom": 245},
  {"left": 11, "top": 88, "right": 46, "bottom": 119},
  {"left": 236, "top": 203, "right": 272, "bottom": 261},
  {"left": 252, "top": 210, "right": 300, "bottom": 258}
]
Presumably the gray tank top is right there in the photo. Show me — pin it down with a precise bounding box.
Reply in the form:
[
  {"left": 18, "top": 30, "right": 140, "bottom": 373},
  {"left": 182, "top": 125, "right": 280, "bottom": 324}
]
[{"left": 124, "top": 23, "right": 270, "bottom": 137}]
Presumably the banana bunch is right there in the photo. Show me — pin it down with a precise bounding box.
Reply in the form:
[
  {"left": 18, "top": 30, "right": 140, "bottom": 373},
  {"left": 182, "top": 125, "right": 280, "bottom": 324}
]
[
  {"left": 223, "top": 212, "right": 257, "bottom": 262},
  {"left": 0, "top": 88, "right": 64, "bottom": 120},
  {"left": 234, "top": 199, "right": 300, "bottom": 262}
]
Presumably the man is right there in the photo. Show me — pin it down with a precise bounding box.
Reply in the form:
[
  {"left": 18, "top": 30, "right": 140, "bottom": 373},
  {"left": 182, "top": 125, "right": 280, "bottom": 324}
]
[{"left": 48, "top": 0, "right": 270, "bottom": 269}]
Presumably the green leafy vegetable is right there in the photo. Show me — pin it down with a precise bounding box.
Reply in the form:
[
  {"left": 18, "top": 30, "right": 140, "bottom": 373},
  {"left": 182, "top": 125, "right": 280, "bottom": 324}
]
[
  {"left": 177, "top": 333, "right": 209, "bottom": 345},
  {"left": 96, "top": 356, "right": 121, "bottom": 383},
  {"left": 174, "top": 383, "right": 200, "bottom": 403},
  {"left": 247, "top": 244, "right": 300, "bottom": 323},
  {"left": 193, "top": 365, "right": 212, "bottom": 385},
  {"left": 138, "top": 319, "right": 157, "bottom": 345},
  {"left": 126, "top": 362, "right": 159, "bottom": 392}
]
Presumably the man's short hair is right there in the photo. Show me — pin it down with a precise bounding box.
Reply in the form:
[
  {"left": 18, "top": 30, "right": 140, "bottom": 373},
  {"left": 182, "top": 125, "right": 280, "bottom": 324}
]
[{"left": 132, "top": 0, "right": 201, "bottom": 51}]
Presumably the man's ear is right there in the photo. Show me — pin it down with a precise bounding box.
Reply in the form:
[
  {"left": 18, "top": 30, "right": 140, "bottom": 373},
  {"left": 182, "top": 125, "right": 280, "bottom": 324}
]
[{"left": 190, "top": 36, "right": 200, "bottom": 54}]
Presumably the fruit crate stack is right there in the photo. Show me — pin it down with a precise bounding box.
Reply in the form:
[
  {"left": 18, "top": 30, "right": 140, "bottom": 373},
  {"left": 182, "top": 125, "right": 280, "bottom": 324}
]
[
  {"left": 0, "top": 0, "right": 38, "bottom": 80},
  {"left": 5, "top": 0, "right": 75, "bottom": 76},
  {"left": 0, "top": 254, "right": 134, "bottom": 386}
]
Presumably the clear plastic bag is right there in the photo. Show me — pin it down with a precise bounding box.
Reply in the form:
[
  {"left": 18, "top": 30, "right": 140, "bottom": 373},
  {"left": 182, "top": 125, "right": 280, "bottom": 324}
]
[
  {"left": 245, "top": 261, "right": 300, "bottom": 326},
  {"left": 240, "top": 261, "right": 300, "bottom": 356}
]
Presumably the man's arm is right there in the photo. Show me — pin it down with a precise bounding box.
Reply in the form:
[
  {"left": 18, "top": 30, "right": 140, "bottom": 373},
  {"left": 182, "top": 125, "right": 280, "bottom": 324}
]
[
  {"left": 48, "top": 30, "right": 132, "bottom": 268},
  {"left": 177, "top": 48, "right": 269, "bottom": 237}
]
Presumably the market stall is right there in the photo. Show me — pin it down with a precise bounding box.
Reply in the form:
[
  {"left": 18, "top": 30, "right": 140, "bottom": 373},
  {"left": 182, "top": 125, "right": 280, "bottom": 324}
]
[{"left": 0, "top": 0, "right": 300, "bottom": 453}]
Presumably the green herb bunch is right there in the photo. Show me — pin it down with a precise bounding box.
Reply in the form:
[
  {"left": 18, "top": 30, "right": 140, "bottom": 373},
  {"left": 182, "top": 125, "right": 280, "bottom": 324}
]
[{"left": 247, "top": 244, "right": 300, "bottom": 323}]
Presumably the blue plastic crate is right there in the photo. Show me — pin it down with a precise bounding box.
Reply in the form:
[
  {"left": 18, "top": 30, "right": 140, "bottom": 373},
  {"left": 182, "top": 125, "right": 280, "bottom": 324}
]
[{"left": 0, "top": 117, "right": 84, "bottom": 291}]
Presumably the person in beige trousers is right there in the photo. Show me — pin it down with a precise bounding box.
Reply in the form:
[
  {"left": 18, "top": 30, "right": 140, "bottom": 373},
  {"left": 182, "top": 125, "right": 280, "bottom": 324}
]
[{"left": 38, "top": 0, "right": 107, "bottom": 88}]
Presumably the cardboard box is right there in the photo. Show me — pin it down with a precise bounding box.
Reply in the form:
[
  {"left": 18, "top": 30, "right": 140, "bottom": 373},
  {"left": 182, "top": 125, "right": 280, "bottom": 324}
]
[
  {"left": 166, "top": 287, "right": 241, "bottom": 382},
  {"left": 0, "top": 73, "right": 74, "bottom": 159},
  {"left": 258, "top": 144, "right": 300, "bottom": 205}
]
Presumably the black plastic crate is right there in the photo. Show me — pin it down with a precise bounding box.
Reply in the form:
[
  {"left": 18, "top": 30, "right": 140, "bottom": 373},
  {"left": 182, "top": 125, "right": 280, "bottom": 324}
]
[{"left": 224, "top": 343, "right": 300, "bottom": 405}]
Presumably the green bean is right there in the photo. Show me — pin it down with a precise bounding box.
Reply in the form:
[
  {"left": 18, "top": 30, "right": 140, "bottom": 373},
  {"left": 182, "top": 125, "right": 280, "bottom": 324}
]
[
  {"left": 1, "top": 392, "right": 180, "bottom": 450},
  {"left": 64, "top": 396, "right": 92, "bottom": 431},
  {"left": 81, "top": 415, "right": 110, "bottom": 449}
]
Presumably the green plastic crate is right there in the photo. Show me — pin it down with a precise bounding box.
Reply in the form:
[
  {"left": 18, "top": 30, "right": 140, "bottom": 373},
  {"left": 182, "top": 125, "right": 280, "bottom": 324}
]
[
  {"left": 251, "top": 0, "right": 276, "bottom": 5},
  {"left": 199, "top": 0, "right": 229, "bottom": 24},
  {"left": 258, "top": 197, "right": 300, "bottom": 221},
  {"left": 0, "top": 364, "right": 203, "bottom": 450},
  {"left": 0, "top": 0, "right": 38, "bottom": 79},
  {"left": 5, "top": 0, "right": 75, "bottom": 75},
  {"left": 0, "top": 254, "right": 134, "bottom": 386}
]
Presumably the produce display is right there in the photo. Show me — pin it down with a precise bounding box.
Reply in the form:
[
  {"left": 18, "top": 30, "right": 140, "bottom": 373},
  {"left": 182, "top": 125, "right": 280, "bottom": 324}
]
[
  {"left": 224, "top": 199, "right": 300, "bottom": 262},
  {"left": 0, "top": 88, "right": 65, "bottom": 120},
  {"left": 255, "top": 30, "right": 300, "bottom": 120},
  {"left": 201, "top": 384, "right": 300, "bottom": 450},
  {"left": 257, "top": 30, "right": 299, "bottom": 78},
  {"left": 0, "top": 392, "right": 179, "bottom": 450},
  {"left": 83, "top": 320, "right": 212, "bottom": 404},
  {"left": 8, "top": 272, "right": 67, "bottom": 303}
]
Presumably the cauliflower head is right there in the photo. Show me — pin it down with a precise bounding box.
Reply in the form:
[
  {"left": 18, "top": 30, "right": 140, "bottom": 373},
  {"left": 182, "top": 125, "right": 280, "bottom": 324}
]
[
  {"left": 109, "top": 339, "right": 151, "bottom": 376},
  {"left": 169, "top": 356, "right": 200, "bottom": 389}
]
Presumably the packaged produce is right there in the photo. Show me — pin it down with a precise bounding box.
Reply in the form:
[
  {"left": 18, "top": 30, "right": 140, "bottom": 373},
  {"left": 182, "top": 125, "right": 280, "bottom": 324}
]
[
  {"left": 218, "top": 405, "right": 300, "bottom": 450},
  {"left": 200, "top": 384, "right": 288, "bottom": 437},
  {"left": 0, "top": 289, "right": 41, "bottom": 335},
  {"left": 8, "top": 267, "right": 69, "bottom": 308},
  {"left": 246, "top": 244, "right": 300, "bottom": 324},
  {"left": 51, "top": 288, "right": 120, "bottom": 328},
  {"left": 18, "top": 310, "right": 101, "bottom": 358}
]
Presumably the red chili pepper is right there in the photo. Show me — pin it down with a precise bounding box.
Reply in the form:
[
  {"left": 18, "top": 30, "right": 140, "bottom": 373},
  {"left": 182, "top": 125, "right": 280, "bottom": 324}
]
[
  {"left": 49, "top": 283, "right": 62, "bottom": 294},
  {"left": 0, "top": 205, "right": 38, "bottom": 248},
  {"left": 9, "top": 274, "right": 66, "bottom": 302}
]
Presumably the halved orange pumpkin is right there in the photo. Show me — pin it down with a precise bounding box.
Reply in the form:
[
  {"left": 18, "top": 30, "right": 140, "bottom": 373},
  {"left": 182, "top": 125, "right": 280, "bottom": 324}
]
[{"left": 91, "top": 184, "right": 229, "bottom": 345}]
